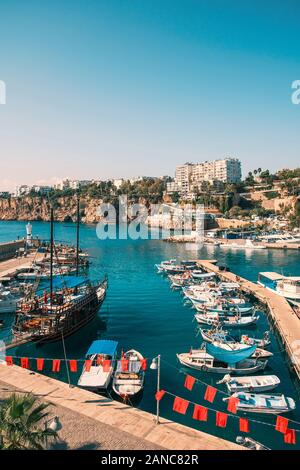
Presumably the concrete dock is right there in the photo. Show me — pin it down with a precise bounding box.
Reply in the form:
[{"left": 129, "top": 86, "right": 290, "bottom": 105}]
[
  {"left": 0, "top": 251, "right": 45, "bottom": 281},
  {"left": 0, "top": 364, "right": 242, "bottom": 450},
  {"left": 196, "top": 260, "right": 300, "bottom": 380}
]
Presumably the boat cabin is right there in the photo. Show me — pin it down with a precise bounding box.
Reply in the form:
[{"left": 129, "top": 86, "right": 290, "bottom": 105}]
[{"left": 85, "top": 339, "right": 118, "bottom": 364}]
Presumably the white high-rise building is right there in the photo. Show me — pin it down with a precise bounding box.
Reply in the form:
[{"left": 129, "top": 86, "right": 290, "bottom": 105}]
[{"left": 168, "top": 158, "right": 241, "bottom": 195}]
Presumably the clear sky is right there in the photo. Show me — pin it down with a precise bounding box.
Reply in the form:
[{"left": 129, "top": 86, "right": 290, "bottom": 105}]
[{"left": 0, "top": 0, "right": 299, "bottom": 191}]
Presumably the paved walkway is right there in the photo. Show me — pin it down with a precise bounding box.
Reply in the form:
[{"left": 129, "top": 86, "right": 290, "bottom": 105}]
[
  {"left": 197, "top": 260, "right": 300, "bottom": 380},
  {"left": 0, "top": 364, "right": 242, "bottom": 450}
]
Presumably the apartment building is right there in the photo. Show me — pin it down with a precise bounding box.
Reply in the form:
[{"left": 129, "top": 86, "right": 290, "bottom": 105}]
[{"left": 167, "top": 158, "right": 241, "bottom": 196}]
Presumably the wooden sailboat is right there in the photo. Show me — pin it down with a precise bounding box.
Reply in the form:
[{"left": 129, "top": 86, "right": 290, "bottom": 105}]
[{"left": 12, "top": 206, "right": 107, "bottom": 343}]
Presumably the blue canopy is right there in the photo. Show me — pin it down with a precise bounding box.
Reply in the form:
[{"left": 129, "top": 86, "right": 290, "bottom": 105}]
[
  {"left": 86, "top": 340, "right": 118, "bottom": 357},
  {"left": 37, "top": 276, "right": 89, "bottom": 293},
  {"left": 206, "top": 342, "right": 257, "bottom": 364}
]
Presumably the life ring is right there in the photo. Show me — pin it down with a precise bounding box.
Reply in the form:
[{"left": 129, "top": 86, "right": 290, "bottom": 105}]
[{"left": 201, "top": 364, "right": 208, "bottom": 372}]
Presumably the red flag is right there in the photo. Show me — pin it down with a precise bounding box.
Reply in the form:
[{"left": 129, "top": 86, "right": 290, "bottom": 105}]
[
  {"left": 284, "top": 429, "right": 296, "bottom": 445},
  {"left": 96, "top": 355, "right": 103, "bottom": 365},
  {"left": 275, "top": 416, "right": 289, "bottom": 434},
  {"left": 192, "top": 405, "right": 208, "bottom": 421},
  {"left": 69, "top": 360, "right": 78, "bottom": 373},
  {"left": 239, "top": 418, "right": 250, "bottom": 433},
  {"left": 155, "top": 390, "right": 166, "bottom": 401},
  {"left": 204, "top": 385, "right": 217, "bottom": 403},
  {"left": 173, "top": 397, "right": 189, "bottom": 415},
  {"left": 21, "top": 357, "right": 29, "bottom": 369},
  {"left": 85, "top": 359, "right": 92, "bottom": 372},
  {"left": 102, "top": 359, "right": 111, "bottom": 372},
  {"left": 5, "top": 356, "right": 13, "bottom": 366},
  {"left": 216, "top": 411, "right": 228, "bottom": 428},
  {"left": 36, "top": 358, "right": 44, "bottom": 371},
  {"left": 52, "top": 359, "right": 61, "bottom": 372},
  {"left": 121, "top": 358, "right": 129, "bottom": 372},
  {"left": 184, "top": 375, "right": 196, "bottom": 391},
  {"left": 227, "top": 396, "right": 239, "bottom": 414},
  {"left": 140, "top": 358, "right": 147, "bottom": 371}
]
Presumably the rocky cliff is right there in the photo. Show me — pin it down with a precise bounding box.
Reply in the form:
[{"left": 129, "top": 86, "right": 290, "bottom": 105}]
[{"left": 0, "top": 196, "right": 104, "bottom": 224}]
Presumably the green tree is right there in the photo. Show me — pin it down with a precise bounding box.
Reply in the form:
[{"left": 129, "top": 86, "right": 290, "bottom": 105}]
[{"left": 0, "top": 393, "right": 58, "bottom": 450}]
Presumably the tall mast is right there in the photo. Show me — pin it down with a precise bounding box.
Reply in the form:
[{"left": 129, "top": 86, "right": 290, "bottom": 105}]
[
  {"left": 50, "top": 207, "right": 54, "bottom": 305},
  {"left": 76, "top": 196, "right": 80, "bottom": 276}
]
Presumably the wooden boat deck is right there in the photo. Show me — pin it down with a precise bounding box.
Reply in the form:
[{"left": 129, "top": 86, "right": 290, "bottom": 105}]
[
  {"left": 196, "top": 260, "right": 300, "bottom": 380},
  {"left": 0, "top": 364, "right": 242, "bottom": 450}
]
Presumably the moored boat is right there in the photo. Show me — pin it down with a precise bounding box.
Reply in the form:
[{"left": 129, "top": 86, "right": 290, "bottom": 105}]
[
  {"left": 224, "top": 392, "right": 296, "bottom": 414},
  {"left": 199, "top": 328, "right": 271, "bottom": 349},
  {"left": 217, "top": 374, "right": 280, "bottom": 393},
  {"left": 176, "top": 349, "right": 266, "bottom": 375},
  {"left": 112, "top": 349, "right": 145, "bottom": 399},
  {"left": 78, "top": 339, "right": 118, "bottom": 391},
  {"left": 236, "top": 436, "right": 270, "bottom": 450},
  {"left": 194, "top": 312, "right": 259, "bottom": 328}
]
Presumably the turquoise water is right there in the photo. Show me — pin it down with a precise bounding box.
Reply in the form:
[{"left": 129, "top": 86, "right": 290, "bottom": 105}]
[{"left": 1, "top": 221, "right": 300, "bottom": 449}]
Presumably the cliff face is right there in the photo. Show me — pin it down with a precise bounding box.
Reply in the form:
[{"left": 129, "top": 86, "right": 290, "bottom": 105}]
[{"left": 0, "top": 196, "right": 104, "bottom": 224}]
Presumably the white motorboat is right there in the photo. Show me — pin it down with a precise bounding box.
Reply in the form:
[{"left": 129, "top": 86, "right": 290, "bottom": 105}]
[
  {"left": 191, "top": 270, "right": 216, "bottom": 280},
  {"left": 220, "top": 240, "right": 266, "bottom": 250},
  {"left": 0, "top": 290, "right": 20, "bottom": 313},
  {"left": 224, "top": 392, "right": 296, "bottom": 414},
  {"left": 192, "top": 299, "right": 254, "bottom": 315},
  {"left": 155, "top": 259, "right": 177, "bottom": 273},
  {"left": 194, "top": 312, "right": 259, "bottom": 328},
  {"left": 176, "top": 349, "right": 266, "bottom": 375},
  {"left": 236, "top": 436, "right": 270, "bottom": 450},
  {"left": 218, "top": 374, "right": 280, "bottom": 393},
  {"left": 112, "top": 349, "right": 145, "bottom": 398},
  {"left": 199, "top": 328, "right": 271, "bottom": 349},
  {"left": 168, "top": 272, "right": 193, "bottom": 287},
  {"left": 78, "top": 340, "right": 118, "bottom": 391}
]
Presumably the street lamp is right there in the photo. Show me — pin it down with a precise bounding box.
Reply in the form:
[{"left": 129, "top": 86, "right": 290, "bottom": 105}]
[{"left": 150, "top": 354, "right": 161, "bottom": 425}]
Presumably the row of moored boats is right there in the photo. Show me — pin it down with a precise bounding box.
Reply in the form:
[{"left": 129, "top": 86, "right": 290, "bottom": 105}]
[{"left": 155, "top": 259, "right": 296, "bottom": 415}]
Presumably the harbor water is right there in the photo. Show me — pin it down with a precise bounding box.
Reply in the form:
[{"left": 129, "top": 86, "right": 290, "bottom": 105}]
[{"left": 0, "top": 221, "right": 300, "bottom": 449}]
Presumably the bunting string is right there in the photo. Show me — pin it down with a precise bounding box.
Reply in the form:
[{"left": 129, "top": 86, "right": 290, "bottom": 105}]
[
  {"left": 158, "top": 389, "right": 299, "bottom": 445},
  {"left": 160, "top": 357, "right": 300, "bottom": 432}
]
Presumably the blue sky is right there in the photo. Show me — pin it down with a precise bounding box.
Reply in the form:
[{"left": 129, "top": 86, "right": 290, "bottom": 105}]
[{"left": 0, "top": 0, "right": 299, "bottom": 190}]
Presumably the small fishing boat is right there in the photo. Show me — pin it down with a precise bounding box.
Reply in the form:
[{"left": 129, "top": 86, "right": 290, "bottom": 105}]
[
  {"left": 236, "top": 436, "right": 270, "bottom": 450},
  {"left": 155, "top": 259, "right": 177, "bottom": 273},
  {"left": 78, "top": 340, "right": 118, "bottom": 391},
  {"left": 176, "top": 349, "right": 266, "bottom": 375},
  {"left": 199, "top": 328, "right": 271, "bottom": 349},
  {"left": 194, "top": 312, "right": 259, "bottom": 328},
  {"left": 224, "top": 392, "right": 296, "bottom": 414},
  {"left": 163, "top": 264, "right": 186, "bottom": 275},
  {"left": 168, "top": 271, "right": 193, "bottom": 287},
  {"left": 191, "top": 270, "right": 216, "bottom": 280},
  {"left": 112, "top": 349, "right": 145, "bottom": 399},
  {"left": 192, "top": 299, "right": 254, "bottom": 315},
  {"left": 218, "top": 374, "right": 280, "bottom": 393}
]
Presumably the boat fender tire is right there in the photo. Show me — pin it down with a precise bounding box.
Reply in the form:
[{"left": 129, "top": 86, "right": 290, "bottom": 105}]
[{"left": 201, "top": 365, "right": 208, "bottom": 372}]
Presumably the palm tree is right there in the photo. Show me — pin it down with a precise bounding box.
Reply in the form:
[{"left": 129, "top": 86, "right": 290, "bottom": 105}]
[{"left": 0, "top": 393, "right": 58, "bottom": 450}]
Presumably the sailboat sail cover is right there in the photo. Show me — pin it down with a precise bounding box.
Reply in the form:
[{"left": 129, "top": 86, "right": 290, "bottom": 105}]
[{"left": 206, "top": 343, "right": 257, "bottom": 364}]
